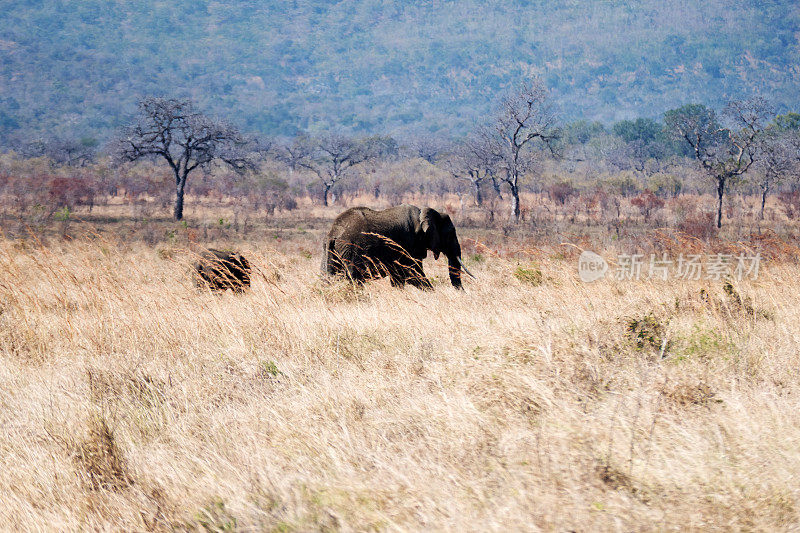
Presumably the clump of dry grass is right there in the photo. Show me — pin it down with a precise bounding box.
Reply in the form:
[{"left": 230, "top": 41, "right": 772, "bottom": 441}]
[
  {"left": 1, "top": 223, "right": 800, "bottom": 530},
  {"left": 73, "top": 415, "right": 132, "bottom": 492},
  {"left": 660, "top": 379, "right": 718, "bottom": 408}
]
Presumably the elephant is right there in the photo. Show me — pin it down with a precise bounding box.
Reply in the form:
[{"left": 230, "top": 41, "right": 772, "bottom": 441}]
[
  {"left": 194, "top": 249, "right": 251, "bottom": 292},
  {"left": 323, "top": 204, "right": 474, "bottom": 289}
]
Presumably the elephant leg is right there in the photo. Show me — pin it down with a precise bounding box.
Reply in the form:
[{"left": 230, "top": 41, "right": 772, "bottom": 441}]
[
  {"left": 322, "top": 241, "right": 333, "bottom": 275},
  {"left": 345, "top": 260, "right": 370, "bottom": 287},
  {"left": 377, "top": 256, "right": 409, "bottom": 288},
  {"left": 375, "top": 259, "right": 401, "bottom": 287},
  {"left": 406, "top": 270, "right": 433, "bottom": 290},
  {"left": 335, "top": 243, "right": 364, "bottom": 284},
  {"left": 342, "top": 261, "right": 361, "bottom": 284},
  {"left": 400, "top": 260, "right": 432, "bottom": 290},
  {"left": 326, "top": 240, "right": 345, "bottom": 276}
]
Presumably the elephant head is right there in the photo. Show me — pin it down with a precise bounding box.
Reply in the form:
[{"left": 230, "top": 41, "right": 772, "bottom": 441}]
[{"left": 420, "top": 208, "right": 475, "bottom": 289}]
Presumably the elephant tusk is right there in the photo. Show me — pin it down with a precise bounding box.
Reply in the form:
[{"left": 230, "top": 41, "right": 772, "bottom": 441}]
[{"left": 457, "top": 257, "right": 477, "bottom": 279}]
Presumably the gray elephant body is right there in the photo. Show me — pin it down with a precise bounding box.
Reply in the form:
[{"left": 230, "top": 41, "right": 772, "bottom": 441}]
[{"left": 324, "top": 204, "right": 464, "bottom": 289}]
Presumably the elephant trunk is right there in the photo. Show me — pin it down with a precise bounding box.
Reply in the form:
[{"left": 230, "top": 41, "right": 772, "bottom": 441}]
[{"left": 447, "top": 253, "right": 463, "bottom": 289}]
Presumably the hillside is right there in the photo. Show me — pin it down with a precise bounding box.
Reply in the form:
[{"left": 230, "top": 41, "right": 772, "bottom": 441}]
[{"left": 1, "top": 0, "right": 798, "bottom": 142}]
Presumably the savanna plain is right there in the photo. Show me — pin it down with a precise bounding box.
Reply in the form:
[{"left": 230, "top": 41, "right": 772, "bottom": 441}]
[{"left": 2, "top": 200, "right": 800, "bottom": 532}]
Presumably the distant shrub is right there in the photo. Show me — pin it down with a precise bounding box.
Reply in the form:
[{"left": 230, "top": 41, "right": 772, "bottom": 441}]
[
  {"left": 195, "top": 498, "right": 237, "bottom": 532},
  {"left": 281, "top": 195, "right": 298, "bottom": 211},
  {"left": 677, "top": 212, "right": 717, "bottom": 240},
  {"left": 514, "top": 265, "right": 543, "bottom": 285},
  {"left": 259, "top": 360, "right": 284, "bottom": 379},
  {"left": 625, "top": 313, "right": 666, "bottom": 352},
  {"left": 548, "top": 182, "right": 576, "bottom": 205},
  {"left": 602, "top": 173, "right": 641, "bottom": 197},
  {"left": 670, "top": 195, "right": 700, "bottom": 221},
  {"left": 48, "top": 176, "right": 96, "bottom": 213},
  {"left": 722, "top": 281, "right": 772, "bottom": 320},
  {"left": 647, "top": 173, "right": 683, "bottom": 198},
  {"left": 630, "top": 190, "right": 664, "bottom": 221},
  {"left": 777, "top": 191, "right": 800, "bottom": 219}
]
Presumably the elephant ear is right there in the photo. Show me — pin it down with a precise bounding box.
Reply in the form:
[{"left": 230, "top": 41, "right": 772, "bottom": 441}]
[{"left": 420, "top": 208, "right": 441, "bottom": 259}]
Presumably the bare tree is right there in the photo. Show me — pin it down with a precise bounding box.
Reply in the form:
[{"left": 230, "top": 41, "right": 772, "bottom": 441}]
[
  {"left": 405, "top": 134, "right": 449, "bottom": 164},
  {"left": 607, "top": 139, "right": 653, "bottom": 174},
  {"left": 116, "top": 97, "right": 255, "bottom": 220},
  {"left": 17, "top": 137, "right": 97, "bottom": 167},
  {"left": 665, "top": 98, "right": 772, "bottom": 228},
  {"left": 754, "top": 131, "right": 797, "bottom": 219},
  {"left": 484, "top": 80, "right": 559, "bottom": 221},
  {"left": 441, "top": 137, "right": 499, "bottom": 206},
  {"left": 291, "top": 132, "right": 381, "bottom": 206},
  {"left": 787, "top": 130, "right": 800, "bottom": 167},
  {"left": 277, "top": 135, "right": 315, "bottom": 174}
]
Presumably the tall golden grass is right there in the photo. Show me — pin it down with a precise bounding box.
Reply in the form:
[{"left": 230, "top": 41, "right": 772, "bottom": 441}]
[{"left": 1, "top": 217, "right": 799, "bottom": 530}]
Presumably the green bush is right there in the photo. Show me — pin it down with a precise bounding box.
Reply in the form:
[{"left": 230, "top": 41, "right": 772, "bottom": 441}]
[
  {"left": 625, "top": 313, "right": 666, "bottom": 352},
  {"left": 514, "top": 265, "right": 543, "bottom": 286}
]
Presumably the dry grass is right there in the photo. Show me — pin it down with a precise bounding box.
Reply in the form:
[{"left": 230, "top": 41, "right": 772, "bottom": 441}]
[{"left": 2, "top": 216, "right": 800, "bottom": 531}]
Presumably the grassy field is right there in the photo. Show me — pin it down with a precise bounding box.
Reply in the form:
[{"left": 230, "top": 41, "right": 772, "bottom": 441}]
[{"left": 2, "top": 205, "right": 800, "bottom": 531}]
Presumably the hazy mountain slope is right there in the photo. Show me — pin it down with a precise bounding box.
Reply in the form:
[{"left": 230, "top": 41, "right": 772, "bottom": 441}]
[{"left": 0, "top": 0, "right": 798, "bottom": 142}]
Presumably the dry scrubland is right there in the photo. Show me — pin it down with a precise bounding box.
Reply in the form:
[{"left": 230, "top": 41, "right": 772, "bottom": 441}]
[{"left": 3, "top": 208, "right": 800, "bottom": 531}]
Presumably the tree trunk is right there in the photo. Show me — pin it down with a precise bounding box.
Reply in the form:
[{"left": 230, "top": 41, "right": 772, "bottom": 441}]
[
  {"left": 474, "top": 181, "right": 483, "bottom": 206},
  {"left": 322, "top": 185, "right": 330, "bottom": 207},
  {"left": 492, "top": 177, "right": 503, "bottom": 199},
  {"left": 174, "top": 175, "right": 186, "bottom": 221},
  {"left": 760, "top": 185, "right": 768, "bottom": 220},
  {"left": 715, "top": 178, "right": 725, "bottom": 229},
  {"left": 510, "top": 184, "right": 520, "bottom": 221}
]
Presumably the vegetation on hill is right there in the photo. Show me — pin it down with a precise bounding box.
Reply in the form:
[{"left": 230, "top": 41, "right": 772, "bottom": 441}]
[{"left": 1, "top": 0, "right": 798, "bottom": 143}]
